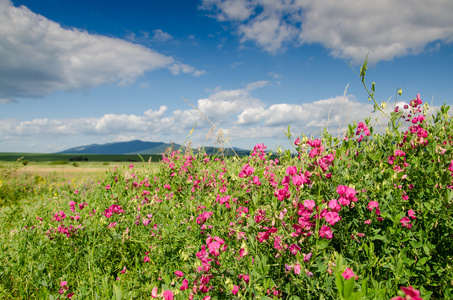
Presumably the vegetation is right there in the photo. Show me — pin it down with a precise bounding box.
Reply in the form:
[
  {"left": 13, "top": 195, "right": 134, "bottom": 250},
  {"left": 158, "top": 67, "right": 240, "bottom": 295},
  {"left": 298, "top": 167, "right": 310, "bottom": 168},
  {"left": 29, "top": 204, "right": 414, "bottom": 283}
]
[
  {"left": 0, "top": 62, "right": 451, "bottom": 299},
  {"left": 0, "top": 153, "right": 163, "bottom": 163}
]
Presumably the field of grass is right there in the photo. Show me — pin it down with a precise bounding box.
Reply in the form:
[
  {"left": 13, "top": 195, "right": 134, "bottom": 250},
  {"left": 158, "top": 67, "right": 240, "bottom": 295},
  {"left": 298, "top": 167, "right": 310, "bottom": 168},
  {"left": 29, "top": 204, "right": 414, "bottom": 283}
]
[
  {"left": 0, "top": 161, "right": 160, "bottom": 183},
  {"left": 0, "top": 153, "right": 163, "bottom": 163}
]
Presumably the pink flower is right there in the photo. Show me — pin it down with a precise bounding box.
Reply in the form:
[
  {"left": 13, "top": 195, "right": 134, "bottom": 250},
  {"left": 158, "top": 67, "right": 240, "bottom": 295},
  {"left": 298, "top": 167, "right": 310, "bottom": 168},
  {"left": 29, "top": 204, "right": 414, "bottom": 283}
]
[
  {"left": 239, "top": 164, "right": 255, "bottom": 178},
  {"left": 324, "top": 211, "right": 341, "bottom": 225},
  {"left": 336, "top": 185, "right": 347, "bottom": 195},
  {"left": 208, "top": 242, "right": 221, "bottom": 256},
  {"left": 303, "top": 199, "right": 316, "bottom": 210},
  {"left": 253, "top": 176, "right": 261, "bottom": 186},
  {"left": 108, "top": 222, "right": 117, "bottom": 228},
  {"left": 294, "top": 263, "right": 301, "bottom": 275},
  {"left": 408, "top": 209, "right": 417, "bottom": 219},
  {"left": 163, "top": 290, "right": 174, "bottom": 300},
  {"left": 175, "top": 270, "right": 184, "bottom": 277},
  {"left": 401, "top": 286, "right": 422, "bottom": 299},
  {"left": 364, "top": 219, "right": 371, "bottom": 225},
  {"left": 151, "top": 287, "right": 158, "bottom": 298},
  {"left": 328, "top": 199, "right": 341, "bottom": 211},
  {"left": 232, "top": 285, "right": 239, "bottom": 295},
  {"left": 289, "top": 243, "right": 301, "bottom": 255},
  {"left": 401, "top": 217, "right": 411, "bottom": 228},
  {"left": 239, "top": 274, "right": 249, "bottom": 284},
  {"left": 338, "top": 196, "right": 350, "bottom": 206},
  {"left": 367, "top": 201, "right": 379, "bottom": 211},
  {"left": 143, "top": 256, "right": 150, "bottom": 263},
  {"left": 342, "top": 268, "right": 358, "bottom": 280},
  {"left": 319, "top": 225, "right": 333, "bottom": 239},
  {"left": 303, "top": 252, "right": 312, "bottom": 262},
  {"left": 292, "top": 175, "right": 304, "bottom": 186},
  {"left": 180, "top": 279, "right": 189, "bottom": 291},
  {"left": 286, "top": 166, "right": 297, "bottom": 175}
]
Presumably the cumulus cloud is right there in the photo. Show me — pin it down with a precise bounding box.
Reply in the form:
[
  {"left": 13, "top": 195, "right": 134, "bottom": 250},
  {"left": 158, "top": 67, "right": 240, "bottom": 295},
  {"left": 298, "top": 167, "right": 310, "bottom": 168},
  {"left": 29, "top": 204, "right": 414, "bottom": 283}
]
[
  {"left": 0, "top": 81, "right": 385, "bottom": 152},
  {"left": 201, "top": 0, "right": 453, "bottom": 62},
  {"left": 151, "top": 29, "right": 173, "bottom": 42},
  {"left": 200, "top": 0, "right": 255, "bottom": 21},
  {"left": 0, "top": 0, "right": 204, "bottom": 101}
]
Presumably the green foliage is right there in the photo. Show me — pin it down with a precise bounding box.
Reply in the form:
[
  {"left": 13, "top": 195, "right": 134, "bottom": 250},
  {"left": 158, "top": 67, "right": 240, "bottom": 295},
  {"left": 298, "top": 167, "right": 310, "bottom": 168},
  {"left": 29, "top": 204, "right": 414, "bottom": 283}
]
[{"left": 1, "top": 74, "right": 452, "bottom": 299}]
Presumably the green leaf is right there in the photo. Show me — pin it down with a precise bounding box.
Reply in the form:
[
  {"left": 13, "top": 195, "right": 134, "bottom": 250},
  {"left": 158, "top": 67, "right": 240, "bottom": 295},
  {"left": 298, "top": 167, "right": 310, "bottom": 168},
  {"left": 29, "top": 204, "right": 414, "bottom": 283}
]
[
  {"left": 370, "top": 234, "right": 387, "bottom": 242},
  {"left": 336, "top": 272, "right": 344, "bottom": 299},
  {"left": 343, "top": 278, "right": 355, "bottom": 299},
  {"left": 317, "top": 239, "right": 330, "bottom": 250},
  {"left": 113, "top": 283, "right": 123, "bottom": 300}
]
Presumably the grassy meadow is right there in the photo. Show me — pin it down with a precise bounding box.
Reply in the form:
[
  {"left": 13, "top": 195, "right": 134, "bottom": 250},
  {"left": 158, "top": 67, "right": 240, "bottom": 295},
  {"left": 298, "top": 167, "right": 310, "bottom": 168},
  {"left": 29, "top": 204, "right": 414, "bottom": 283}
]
[{"left": 0, "top": 81, "right": 452, "bottom": 299}]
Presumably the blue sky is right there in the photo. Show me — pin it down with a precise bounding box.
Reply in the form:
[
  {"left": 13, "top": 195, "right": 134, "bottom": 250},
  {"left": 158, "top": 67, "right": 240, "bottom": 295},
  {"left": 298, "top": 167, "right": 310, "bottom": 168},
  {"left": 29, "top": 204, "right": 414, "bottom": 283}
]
[{"left": 1, "top": 0, "right": 452, "bottom": 153}]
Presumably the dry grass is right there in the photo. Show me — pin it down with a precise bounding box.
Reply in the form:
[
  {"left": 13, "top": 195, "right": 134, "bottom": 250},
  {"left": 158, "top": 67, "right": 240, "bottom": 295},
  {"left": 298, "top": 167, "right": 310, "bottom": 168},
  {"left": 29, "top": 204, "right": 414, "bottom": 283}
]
[
  {"left": 1, "top": 162, "right": 160, "bottom": 183},
  {"left": 182, "top": 97, "right": 239, "bottom": 158},
  {"left": 17, "top": 166, "right": 108, "bottom": 182}
]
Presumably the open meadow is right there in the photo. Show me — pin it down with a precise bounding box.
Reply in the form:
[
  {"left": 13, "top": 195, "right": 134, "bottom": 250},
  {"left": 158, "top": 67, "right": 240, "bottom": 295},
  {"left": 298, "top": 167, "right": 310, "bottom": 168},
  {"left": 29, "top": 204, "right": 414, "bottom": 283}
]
[{"left": 1, "top": 92, "right": 452, "bottom": 300}]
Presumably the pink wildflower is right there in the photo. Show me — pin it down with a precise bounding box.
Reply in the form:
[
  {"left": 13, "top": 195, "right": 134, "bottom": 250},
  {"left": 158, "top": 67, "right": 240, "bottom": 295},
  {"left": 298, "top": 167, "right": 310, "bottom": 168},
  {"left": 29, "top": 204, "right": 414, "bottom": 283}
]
[
  {"left": 180, "top": 279, "right": 189, "bottom": 291},
  {"left": 294, "top": 263, "right": 301, "bottom": 275},
  {"left": 289, "top": 243, "right": 301, "bottom": 255},
  {"left": 232, "top": 285, "right": 239, "bottom": 295},
  {"left": 319, "top": 225, "right": 333, "bottom": 239},
  {"left": 303, "top": 199, "right": 316, "bottom": 210},
  {"left": 108, "top": 222, "right": 117, "bottom": 228},
  {"left": 324, "top": 211, "right": 341, "bottom": 225},
  {"left": 401, "top": 286, "right": 422, "bottom": 299},
  {"left": 60, "top": 281, "right": 68, "bottom": 289},
  {"left": 342, "top": 268, "right": 358, "bottom": 280},
  {"left": 401, "top": 217, "right": 411, "bottom": 228},
  {"left": 175, "top": 270, "right": 184, "bottom": 277},
  {"left": 408, "top": 209, "right": 416, "bottom": 219},
  {"left": 328, "top": 199, "right": 341, "bottom": 211},
  {"left": 208, "top": 242, "right": 221, "bottom": 256},
  {"left": 163, "top": 290, "right": 174, "bottom": 300},
  {"left": 253, "top": 176, "right": 261, "bottom": 186},
  {"left": 367, "top": 201, "right": 379, "bottom": 211},
  {"left": 286, "top": 166, "right": 297, "bottom": 175},
  {"left": 151, "top": 287, "right": 159, "bottom": 298}
]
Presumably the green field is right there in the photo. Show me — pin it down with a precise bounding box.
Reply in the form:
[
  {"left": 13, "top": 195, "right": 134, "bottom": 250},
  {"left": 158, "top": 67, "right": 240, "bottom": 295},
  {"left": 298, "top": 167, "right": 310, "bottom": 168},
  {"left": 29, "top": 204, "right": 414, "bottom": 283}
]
[{"left": 0, "top": 152, "right": 163, "bottom": 163}]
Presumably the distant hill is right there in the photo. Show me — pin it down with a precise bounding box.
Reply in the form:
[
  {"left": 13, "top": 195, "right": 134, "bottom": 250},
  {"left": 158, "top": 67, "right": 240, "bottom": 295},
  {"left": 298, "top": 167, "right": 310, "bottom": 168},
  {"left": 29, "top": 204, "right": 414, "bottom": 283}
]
[
  {"left": 58, "top": 140, "right": 181, "bottom": 155},
  {"left": 57, "top": 140, "right": 250, "bottom": 156}
]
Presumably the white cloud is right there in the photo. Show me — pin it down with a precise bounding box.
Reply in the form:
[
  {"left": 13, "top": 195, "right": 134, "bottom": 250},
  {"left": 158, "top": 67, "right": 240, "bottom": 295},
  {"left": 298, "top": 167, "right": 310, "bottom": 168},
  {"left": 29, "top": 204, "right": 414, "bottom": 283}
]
[
  {"left": 152, "top": 29, "right": 173, "bottom": 42},
  {"left": 200, "top": 0, "right": 255, "bottom": 21},
  {"left": 268, "top": 71, "right": 282, "bottom": 79},
  {"left": 201, "top": 0, "right": 453, "bottom": 63},
  {"left": 0, "top": 0, "right": 204, "bottom": 101},
  {"left": 169, "top": 63, "right": 207, "bottom": 76},
  {"left": 0, "top": 81, "right": 382, "bottom": 152},
  {"left": 246, "top": 80, "right": 270, "bottom": 91}
]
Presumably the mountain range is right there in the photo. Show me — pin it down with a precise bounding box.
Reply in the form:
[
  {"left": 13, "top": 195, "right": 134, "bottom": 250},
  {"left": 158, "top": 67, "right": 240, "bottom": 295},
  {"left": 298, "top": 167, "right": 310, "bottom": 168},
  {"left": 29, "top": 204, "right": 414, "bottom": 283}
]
[{"left": 57, "top": 140, "right": 249, "bottom": 156}]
